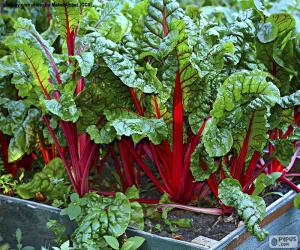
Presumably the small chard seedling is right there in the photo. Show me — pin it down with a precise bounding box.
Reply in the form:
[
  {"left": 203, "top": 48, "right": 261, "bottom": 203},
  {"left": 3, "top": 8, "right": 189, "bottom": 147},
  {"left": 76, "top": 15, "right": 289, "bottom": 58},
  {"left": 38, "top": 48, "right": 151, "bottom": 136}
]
[{"left": 60, "top": 191, "right": 145, "bottom": 250}]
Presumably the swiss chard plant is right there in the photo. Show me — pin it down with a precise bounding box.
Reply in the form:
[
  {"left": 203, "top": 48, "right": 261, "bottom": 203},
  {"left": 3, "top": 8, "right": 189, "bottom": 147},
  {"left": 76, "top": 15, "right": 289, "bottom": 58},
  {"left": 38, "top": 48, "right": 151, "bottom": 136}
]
[
  {"left": 1, "top": 0, "right": 131, "bottom": 196},
  {"left": 0, "top": 2, "right": 52, "bottom": 178},
  {"left": 79, "top": 0, "right": 235, "bottom": 204},
  {"left": 250, "top": 5, "right": 300, "bottom": 192}
]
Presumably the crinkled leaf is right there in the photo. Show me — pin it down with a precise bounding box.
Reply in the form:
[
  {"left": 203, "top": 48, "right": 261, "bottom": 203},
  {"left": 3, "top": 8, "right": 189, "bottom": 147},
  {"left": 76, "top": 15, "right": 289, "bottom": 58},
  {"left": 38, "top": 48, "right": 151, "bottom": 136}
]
[
  {"left": 83, "top": 34, "right": 158, "bottom": 93},
  {"left": 107, "top": 192, "right": 131, "bottom": 237},
  {"left": 270, "top": 139, "right": 295, "bottom": 166},
  {"left": 207, "top": 71, "right": 280, "bottom": 158},
  {"left": 16, "top": 158, "right": 68, "bottom": 200},
  {"left": 202, "top": 119, "right": 233, "bottom": 157},
  {"left": 253, "top": 172, "right": 282, "bottom": 196},
  {"left": 73, "top": 209, "right": 109, "bottom": 249},
  {"left": 111, "top": 117, "right": 168, "bottom": 145},
  {"left": 190, "top": 144, "right": 218, "bottom": 181},
  {"left": 73, "top": 52, "right": 94, "bottom": 77},
  {"left": 211, "top": 70, "right": 280, "bottom": 119},
  {"left": 278, "top": 90, "right": 300, "bottom": 108},
  {"left": 218, "top": 178, "right": 268, "bottom": 240},
  {"left": 44, "top": 94, "right": 81, "bottom": 123},
  {"left": 75, "top": 64, "right": 132, "bottom": 132}
]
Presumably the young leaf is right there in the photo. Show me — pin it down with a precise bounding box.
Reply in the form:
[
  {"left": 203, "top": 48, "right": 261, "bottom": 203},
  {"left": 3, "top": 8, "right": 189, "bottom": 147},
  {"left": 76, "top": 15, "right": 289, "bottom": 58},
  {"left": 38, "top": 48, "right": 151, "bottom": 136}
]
[
  {"left": 65, "top": 203, "right": 81, "bottom": 221},
  {"left": 103, "top": 236, "right": 119, "bottom": 250},
  {"left": 253, "top": 172, "right": 282, "bottom": 196},
  {"left": 125, "top": 186, "right": 144, "bottom": 230},
  {"left": 71, "top": 192, "right": 132, "bottom": 249},
  {"left": 70, "top": 193, "right": 80, "bottom": 203},
  {"left": 107, "top": 192, "right": 131, "bottom": 237},
  {"left": 121, "top": 236, "right": 145, "bottom": 250},
  {"left": 171, "top": 218, "right": 192, "bottom": 228},
  {"left": 15, "top": 228, "right": 22, "bottom": 244}
]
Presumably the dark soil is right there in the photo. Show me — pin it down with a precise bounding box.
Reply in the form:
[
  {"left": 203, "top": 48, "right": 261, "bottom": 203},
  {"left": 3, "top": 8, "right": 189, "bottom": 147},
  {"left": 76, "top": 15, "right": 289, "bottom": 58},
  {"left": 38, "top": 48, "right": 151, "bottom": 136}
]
[
  {"left": 264, "top": 182, "right": 297, "bottom": 207},
  {"left": 146, "top": 210, "right": 237, "bottom": 241},
  {"left": 145, "top": 178, "right": 300, "bottom": 243}
]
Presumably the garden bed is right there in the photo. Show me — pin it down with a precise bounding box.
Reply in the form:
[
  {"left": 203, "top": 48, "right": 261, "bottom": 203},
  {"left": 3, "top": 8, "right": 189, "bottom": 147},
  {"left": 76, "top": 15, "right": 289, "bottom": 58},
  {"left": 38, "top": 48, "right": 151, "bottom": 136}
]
[{"left": 0, "top": 183, "right": 299, "bottom": 250}]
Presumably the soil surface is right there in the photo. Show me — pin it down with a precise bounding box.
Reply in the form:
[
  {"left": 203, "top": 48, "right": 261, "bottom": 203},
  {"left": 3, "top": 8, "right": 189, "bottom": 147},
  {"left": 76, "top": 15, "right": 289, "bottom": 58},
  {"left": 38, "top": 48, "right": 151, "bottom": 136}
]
[{"left": 146, "top": 209, "right": 237, "bottom": 241}]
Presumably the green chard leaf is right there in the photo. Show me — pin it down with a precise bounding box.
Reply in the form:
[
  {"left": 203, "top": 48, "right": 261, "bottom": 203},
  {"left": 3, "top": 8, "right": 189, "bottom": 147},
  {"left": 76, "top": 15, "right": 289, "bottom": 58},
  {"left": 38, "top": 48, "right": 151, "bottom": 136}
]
[
  {"left": 2, "top": 105, "right": 41, "bottom": 163},
  {"left": 83, "top": 33, "right": 158, "bottom": 93},
  {"left": 111, "top": 117, "right": 168, "bottom": 145},
  {"left": 5, "top": 37, "right": 53, "bottom": 103},
  {"left": 256, "top": 13, "right": 298, "bottom": 89},
  {"left": 204, "top": 70, "right": 280, "bottom": 158},
  {"left": 211, "top": 71, "right": 280, "bottom": 119},
  {"left": 16, "top": 158, "right": 68, "bottom": 200},
  {"left": 278, "top": 90, "right": 300, "bottom": 108},
  {"left": 71, "top": 192, "right": 132, "bottom": 249},
  {"left": 121, "top": 236, "right": 145, "bottom": 250},
  {"left": 43, "top": 94, "right": 81, "bottom": 123},
  {"left": 72, "top": 52, "right": 94, "bottom": 77},
  {"left": 219, "top": 178, "right": 268, "bottom": 240},
  {"left": 202, "top": 119, "right": 233, "bottom": 157},
  {"left": 190, "top": 144, "right": 219, "bottom": 181},
  {"left": 75, "top": 62, "right": 133, "bottom": 132},
  {"left": 103, "top": 235, "right": 119, "bottom": 250},
  {"left": 253, "top": 172, "right": 282, "bottom": 196},
  {"left": 139, "top": 0, "right": 184, "bottom": 54},
  {"left": 270, "top": 139, "right": 296, "bottom": 166}
]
